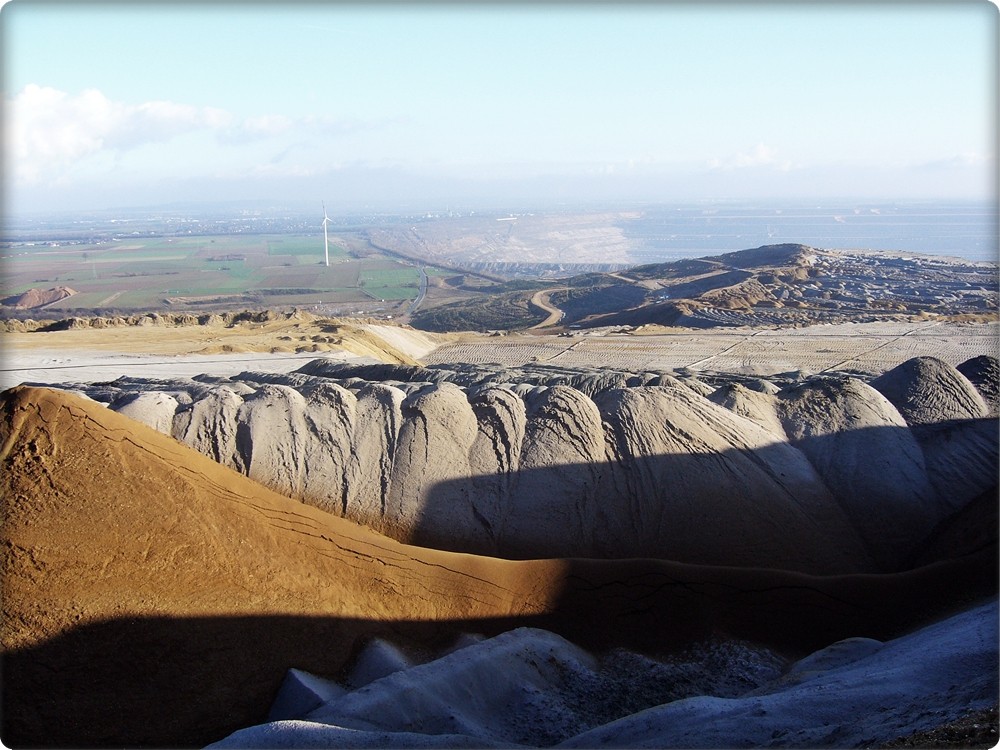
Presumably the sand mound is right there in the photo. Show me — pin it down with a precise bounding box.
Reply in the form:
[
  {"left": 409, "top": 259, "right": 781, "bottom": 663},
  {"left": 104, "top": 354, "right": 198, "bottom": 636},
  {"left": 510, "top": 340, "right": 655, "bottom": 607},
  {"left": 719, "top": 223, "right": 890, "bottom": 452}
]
[
  {"left": 864, "top": 358, "right": 996, "bottom": 519},
  {"left": 560, "top": 600, "right": 998, "bottom": 749},
  {"left": 0, "top": 386, "right": 544, "bottom": 746},
  {"left": 116, "top": 375, "right": 872, "bottom": 572},
  {"left": 776, "top": 377, "right": 940, "bottom": 570},
  {"left": 216, "top": 627, "right": 783, "bottom": 748},
  {"left": 359, "top": 324, "right": 440, "bottom": 360},
  {"left": 2, "top": 312, "right": 440, "bottom": 369},
  {"left": 910, "top": 486, "right": 1000, "bottom": 568},
  {"left": 109, "top": 391, "right": 182, "bottom": 434},
  {"left": 871, "top": 356, "right": 988, "bottom": 426},
  {"left": 708, "top": 381, "right": 785, "bottom": 437},
  {"left": 708, "top": 243, "right": 817, "bottom": 269},
  {"left": 911, "top": 416, "right": 1000, "bottom": 515},
  {"left": 3, "top": 386, "right": 995, "bottom": 746},
  {"left": 1, "top": 286, "right": 77, "bottom": 309},
  {"left": 957, "top": 354, "right": 1000, "bottom": 414},
  {"left": 567, "top": 385, "right": 864, "bottom": 570}
]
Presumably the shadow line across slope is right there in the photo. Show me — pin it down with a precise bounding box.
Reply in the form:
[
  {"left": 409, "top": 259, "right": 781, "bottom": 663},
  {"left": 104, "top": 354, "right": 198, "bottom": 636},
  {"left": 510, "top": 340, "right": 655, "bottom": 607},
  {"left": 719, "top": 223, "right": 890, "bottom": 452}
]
[{"left": 1, "top": 386, "right": 997, "bottom": 748}]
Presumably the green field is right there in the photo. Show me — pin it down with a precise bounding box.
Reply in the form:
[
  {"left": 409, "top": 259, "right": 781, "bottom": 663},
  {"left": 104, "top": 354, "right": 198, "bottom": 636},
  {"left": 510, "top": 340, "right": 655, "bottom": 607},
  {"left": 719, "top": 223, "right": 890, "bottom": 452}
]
[
  {"left": 1, "top": 234, "right": 416, "bottom": 314},
  {"left": 267, "top": 237, "right": 349, "bottom": 262},
  {"left": 358, "top": 266, "right": 421, "bottom": 301}
]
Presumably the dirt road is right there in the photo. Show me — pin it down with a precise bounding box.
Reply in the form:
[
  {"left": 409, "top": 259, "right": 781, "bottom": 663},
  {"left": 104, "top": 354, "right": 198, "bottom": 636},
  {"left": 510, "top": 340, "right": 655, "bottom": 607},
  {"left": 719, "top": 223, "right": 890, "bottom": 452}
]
[{"left": 529, "top": 288, "right": 567, "bottom": 329}]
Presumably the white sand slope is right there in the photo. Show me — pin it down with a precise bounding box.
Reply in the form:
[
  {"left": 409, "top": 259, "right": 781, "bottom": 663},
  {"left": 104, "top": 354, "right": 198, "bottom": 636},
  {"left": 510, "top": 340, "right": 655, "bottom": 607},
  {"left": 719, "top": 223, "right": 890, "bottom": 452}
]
[
  {"left": 358, "top": 324, "right": 441, "bottom": 360},
  {"left": 209, "top": 599, "right": 998, "bottom": 749},
  {"left": 0, "top": 349, "right": 364, "bottom": 391},
  {"left": 562, "top": 599, "right": 998, "bottom": 748}
]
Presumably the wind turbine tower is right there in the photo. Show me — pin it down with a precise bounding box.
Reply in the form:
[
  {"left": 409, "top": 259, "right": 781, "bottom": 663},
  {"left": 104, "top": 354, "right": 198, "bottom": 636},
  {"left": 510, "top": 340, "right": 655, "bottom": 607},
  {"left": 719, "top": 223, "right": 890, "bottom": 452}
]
[{"left": 321, "top": 202, "right": 331, "bottom": 267}]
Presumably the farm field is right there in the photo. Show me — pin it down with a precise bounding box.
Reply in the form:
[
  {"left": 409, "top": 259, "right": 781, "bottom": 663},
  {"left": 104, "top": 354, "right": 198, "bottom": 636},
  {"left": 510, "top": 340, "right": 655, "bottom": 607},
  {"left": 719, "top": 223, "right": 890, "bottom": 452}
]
[
  {"left": 358, "top": 263, "right": 422, "bottom": 301},
  {"left": 0, "top": 233, "right": 441, "bottom": 316}
]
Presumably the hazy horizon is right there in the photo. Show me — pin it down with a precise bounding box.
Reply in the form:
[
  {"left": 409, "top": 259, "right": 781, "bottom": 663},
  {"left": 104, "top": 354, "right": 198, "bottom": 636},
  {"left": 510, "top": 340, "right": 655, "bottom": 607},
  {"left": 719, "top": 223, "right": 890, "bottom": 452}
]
[{"left": 3, "top": 2, "right": 997, "bottom": 216}]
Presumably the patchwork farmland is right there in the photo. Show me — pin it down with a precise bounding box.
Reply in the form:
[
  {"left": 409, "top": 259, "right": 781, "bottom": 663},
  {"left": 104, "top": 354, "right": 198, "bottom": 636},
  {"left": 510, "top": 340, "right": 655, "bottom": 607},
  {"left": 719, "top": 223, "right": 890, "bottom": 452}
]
[{"left": 1, "top": 234, "right": 445, "bottom": 316}]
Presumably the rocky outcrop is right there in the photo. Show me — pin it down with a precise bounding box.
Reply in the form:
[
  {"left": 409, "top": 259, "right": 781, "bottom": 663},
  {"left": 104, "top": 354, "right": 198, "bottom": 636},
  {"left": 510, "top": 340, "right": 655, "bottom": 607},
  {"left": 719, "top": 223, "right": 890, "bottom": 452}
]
[{"left": 52, "top": 356, "right": 998, "bottom": 574}]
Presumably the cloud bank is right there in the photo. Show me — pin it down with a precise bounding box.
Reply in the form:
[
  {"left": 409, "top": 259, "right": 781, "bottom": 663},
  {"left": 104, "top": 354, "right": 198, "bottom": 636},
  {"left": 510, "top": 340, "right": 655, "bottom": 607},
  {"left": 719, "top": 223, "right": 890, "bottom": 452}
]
[
  {"left": 4, "top": 85, "right": 992, "bottom": 213},
  {"left": 5, "top": 85, "right": 385, "bottom": 189},
  {"left": 6, "top": 85, "right": 232, "bottom": 185}
]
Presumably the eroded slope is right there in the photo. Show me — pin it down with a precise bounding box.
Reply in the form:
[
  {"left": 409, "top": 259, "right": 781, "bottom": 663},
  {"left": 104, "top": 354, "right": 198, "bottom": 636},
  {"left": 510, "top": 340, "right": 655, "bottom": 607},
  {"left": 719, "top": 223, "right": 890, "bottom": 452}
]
[{"left": 59, "top": 355, "right": 999, "bottom": 575}]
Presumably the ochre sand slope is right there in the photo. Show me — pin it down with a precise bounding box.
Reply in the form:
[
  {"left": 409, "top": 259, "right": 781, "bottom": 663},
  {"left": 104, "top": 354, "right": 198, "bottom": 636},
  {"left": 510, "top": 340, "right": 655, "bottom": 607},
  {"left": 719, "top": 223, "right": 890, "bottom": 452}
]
[
  {"left": 1, "top": 313, "right": 439, "bottom": 362},
  {"left": 1, "top": 386, "right": 995, "bottom": 747}
]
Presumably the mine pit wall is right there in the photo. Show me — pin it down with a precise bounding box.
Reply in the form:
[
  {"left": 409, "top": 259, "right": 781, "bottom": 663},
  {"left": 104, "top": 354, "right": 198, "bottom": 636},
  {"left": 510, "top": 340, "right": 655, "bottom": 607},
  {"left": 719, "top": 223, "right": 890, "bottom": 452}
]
[{"left": 97, "top": 358, "right": 1000, "bottom": 577}]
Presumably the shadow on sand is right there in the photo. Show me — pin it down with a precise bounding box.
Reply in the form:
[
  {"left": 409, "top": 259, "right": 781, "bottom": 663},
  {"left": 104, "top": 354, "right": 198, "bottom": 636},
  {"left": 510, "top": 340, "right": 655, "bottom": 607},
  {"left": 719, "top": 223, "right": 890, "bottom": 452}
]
[{"left": 3, "top": 540, "right": 996, "bottom": 749}]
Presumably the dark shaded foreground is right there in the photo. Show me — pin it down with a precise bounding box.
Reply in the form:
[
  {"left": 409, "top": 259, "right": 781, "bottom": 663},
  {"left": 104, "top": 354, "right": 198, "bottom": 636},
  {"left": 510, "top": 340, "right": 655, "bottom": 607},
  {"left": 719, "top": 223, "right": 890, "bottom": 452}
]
[
  {"left": 3, "top": 543, "right": 996, "bottom": 749},
  {"left": 881, "top": 705, "right": 999, "bottom": 748}
]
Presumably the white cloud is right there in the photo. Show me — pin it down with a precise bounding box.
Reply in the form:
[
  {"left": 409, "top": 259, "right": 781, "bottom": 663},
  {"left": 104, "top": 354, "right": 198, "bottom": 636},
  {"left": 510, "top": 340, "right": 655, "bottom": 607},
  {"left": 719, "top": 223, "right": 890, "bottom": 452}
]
[
  {"left": 707, "top": 143, "right": 794, "bottom": 171},
  {"left": 220, "top": 114, "right": 299, "bottom": 143},
  {"left": 5, "top": 84, "right": 233, "bottom": 185},
  {"left": 241, "top": 114, "right": 294, "bottom": 137},
  {"left": 6, "top": 85, "right": 411, "bottom": 195}
]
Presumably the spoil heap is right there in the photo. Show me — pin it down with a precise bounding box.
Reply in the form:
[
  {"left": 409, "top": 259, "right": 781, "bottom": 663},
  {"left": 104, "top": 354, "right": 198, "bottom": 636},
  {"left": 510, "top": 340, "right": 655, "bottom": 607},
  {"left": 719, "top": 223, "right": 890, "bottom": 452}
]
[{"left": 55, "top": 355, "right": 1000, "bottom": 575}]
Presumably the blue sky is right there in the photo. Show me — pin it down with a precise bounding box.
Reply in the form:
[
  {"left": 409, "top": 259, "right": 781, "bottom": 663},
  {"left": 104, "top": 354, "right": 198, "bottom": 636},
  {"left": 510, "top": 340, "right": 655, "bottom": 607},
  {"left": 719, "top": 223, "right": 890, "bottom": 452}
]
[{"left": 2, "top": 1, "right": 996, "bottom": 214}]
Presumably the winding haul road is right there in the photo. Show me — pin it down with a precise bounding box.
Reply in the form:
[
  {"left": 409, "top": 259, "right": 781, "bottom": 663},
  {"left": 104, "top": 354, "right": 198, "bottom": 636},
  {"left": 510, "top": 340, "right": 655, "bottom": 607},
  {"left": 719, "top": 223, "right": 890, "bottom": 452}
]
[
  {"left": 404, "top": 266, "right": 430, "bottom": 317},
  {"left": 528, "top": 288, "right": 567, "bottom": 329}
]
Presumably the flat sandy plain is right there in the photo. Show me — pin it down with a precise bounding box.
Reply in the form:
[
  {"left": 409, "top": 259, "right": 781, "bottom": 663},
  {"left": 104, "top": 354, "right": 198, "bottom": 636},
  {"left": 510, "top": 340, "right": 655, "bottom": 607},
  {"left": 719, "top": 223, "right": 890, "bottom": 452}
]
[
  {"left": 427, "top": 321, "right": 1000, "bottom": 377},
  {"left": 2, "top": 314, "right": 996, "bottom": 390}
]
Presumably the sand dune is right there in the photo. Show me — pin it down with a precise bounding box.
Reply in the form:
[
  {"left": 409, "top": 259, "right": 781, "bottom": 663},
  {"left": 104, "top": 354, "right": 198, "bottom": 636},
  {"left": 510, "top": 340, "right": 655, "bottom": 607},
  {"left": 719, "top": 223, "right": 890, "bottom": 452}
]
[{"left": 1, "top": 385, "right": 996, "bottom": 746}]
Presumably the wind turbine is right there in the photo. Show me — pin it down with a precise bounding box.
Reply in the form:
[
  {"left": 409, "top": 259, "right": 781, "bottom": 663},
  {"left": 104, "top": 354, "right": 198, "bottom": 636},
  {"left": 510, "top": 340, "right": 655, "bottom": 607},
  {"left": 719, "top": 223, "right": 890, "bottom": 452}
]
[{"left": 321, "top": 202, "right": 331, "bottom": 267}]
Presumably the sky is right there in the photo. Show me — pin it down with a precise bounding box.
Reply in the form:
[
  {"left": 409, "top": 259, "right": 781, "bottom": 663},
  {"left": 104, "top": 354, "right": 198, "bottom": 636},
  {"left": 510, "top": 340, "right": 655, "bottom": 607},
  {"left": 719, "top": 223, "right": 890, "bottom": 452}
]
[{"left": 2, "top": 1, "right": 997, "bottom": 215}]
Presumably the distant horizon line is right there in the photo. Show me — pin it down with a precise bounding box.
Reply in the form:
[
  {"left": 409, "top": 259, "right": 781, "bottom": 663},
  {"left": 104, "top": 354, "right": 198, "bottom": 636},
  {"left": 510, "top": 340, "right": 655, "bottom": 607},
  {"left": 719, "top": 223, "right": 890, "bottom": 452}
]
[{"left": 5, "top": 195, "right": 998, "bottom": 220}]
